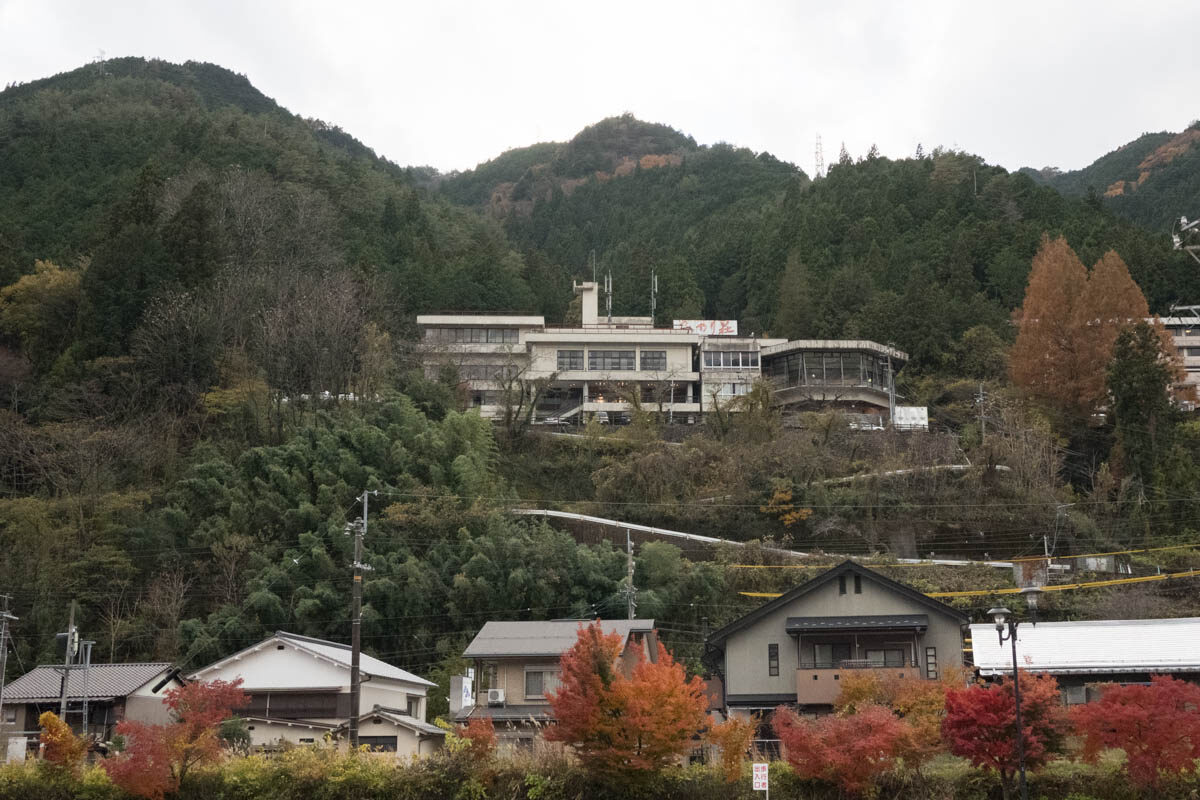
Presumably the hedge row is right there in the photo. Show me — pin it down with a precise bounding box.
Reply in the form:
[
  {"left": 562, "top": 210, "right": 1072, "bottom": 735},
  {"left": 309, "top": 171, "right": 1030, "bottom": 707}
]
[{"left": 1, "top": 748, "right": 1197, "bottom": 800}]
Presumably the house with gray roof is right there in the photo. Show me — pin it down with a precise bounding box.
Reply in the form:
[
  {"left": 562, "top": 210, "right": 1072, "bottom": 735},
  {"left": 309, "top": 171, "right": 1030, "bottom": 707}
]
[
  {"left": 1, "top": 662, "right": 183, "bottom": 745},
  {"left": 188, "top": 631, "right": 442, "bottom": 756},
  {"left": 970, "top": 617, "right": 1200, "bottom": 704},
  {"left": 456, "top": 619, "right": 657, "bottom": 745},
  {"left": 704, "top": 561, "right": 969, "bottom": 726}
]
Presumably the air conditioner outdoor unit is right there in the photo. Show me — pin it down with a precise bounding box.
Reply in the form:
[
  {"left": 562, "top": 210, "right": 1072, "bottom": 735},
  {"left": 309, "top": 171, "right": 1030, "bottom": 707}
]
[{"left": 487, "top": 688, "right": 505, "bottom": 706}]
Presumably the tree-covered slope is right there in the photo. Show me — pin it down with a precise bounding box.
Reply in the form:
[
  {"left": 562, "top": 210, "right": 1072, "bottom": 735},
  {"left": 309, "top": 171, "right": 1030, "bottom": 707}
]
[
  {"left": 0, "top": 56, "right": 535, "bottom": 319},
  {"left": 448, "top": 129, "right": 1196, "bottom": 371},
  {"left": 1021, "top": 122, "right": 1200, "bottom": 232}
]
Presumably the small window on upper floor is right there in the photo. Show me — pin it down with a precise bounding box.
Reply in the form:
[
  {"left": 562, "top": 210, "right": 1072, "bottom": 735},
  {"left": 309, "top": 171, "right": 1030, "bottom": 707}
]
[
  {"left": 838, "top": 575, "right": 847, "bottom": 595},
  {"left": 768, "top": 643, "right": 779, "bottom": 676},
  {"left": 854, "top": 574, "right": 862, "bottom": 594}
]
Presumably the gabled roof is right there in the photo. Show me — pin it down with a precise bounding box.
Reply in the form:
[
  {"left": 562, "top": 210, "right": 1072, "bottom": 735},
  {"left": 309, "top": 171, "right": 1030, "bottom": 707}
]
[
  {"left": 970, "top": 617, "right": 1200, "bottom": 676},
  {"left": 188, "top": 631, "right": 435, "bottom": 687},
  {"left": 707, "top": 561, "right": 968, "bottom": 647},
  {"left": 463, "top": 619, "right": 655, "bottom": 659},
  {"left": 336, "top": 706, "right": 446, "bottom": 737},
  {"left": 2, "top": 663, "right": 175, "bottom": 703}
]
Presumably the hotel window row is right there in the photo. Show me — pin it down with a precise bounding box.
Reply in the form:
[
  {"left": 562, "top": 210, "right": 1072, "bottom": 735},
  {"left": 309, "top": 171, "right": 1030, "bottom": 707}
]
[
  {"left": 766, "top": 352, "right": 890, "bottom": 388},
  {"left": 555, "top": 350, "right": 669, "bottom": 372},
  {"left": 425, "top": 327, "right": 519, "bottom": 344},
  {"left": 703, "top": 351, "right": 759, "bottom": 369}
]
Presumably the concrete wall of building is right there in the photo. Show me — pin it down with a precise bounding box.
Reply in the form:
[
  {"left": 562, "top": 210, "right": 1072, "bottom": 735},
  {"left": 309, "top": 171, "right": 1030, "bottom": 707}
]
[
  {"left": 349, "top": 716, "right": 440, "bottom": 758},
  {"left": 723, "top": 576, "right": 963, "bottom": 699}
]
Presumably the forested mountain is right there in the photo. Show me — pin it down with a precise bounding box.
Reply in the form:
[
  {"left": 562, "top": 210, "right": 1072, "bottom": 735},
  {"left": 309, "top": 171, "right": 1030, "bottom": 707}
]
[
  {"left": 2, "top": 58, "right": 1199, "bottom": 698},
  {"left": 448, "top": 122, "right": 1197, "bottom": 371},
  {"left": 1020, "top": 121, "right": 1200, "bottom": 232}
]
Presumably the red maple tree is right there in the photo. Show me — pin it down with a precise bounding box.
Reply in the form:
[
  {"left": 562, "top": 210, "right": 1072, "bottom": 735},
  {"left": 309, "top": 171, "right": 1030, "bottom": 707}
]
[
  {"left": 773, "top": 703, "right": 906, "bottom": 796},
  {"left": 545, "top": 621, "right": 708, "bottom": 777},
  {"left": 942, "top": 672, "right": 1068, "bottom": 800},
  {"left": 459, "top": 716, "right": 497, "bottom": 760},
  {"left": 103, "top": 678, "right": 249, "bottom": 800},
  {"left": 1073, "top": 675, "right": 1200, "bottom": 788}
]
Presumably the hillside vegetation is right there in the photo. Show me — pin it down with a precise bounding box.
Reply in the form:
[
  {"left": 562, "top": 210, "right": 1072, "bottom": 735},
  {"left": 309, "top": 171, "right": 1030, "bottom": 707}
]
[
  {"left": 1022, "top": 121, "right": 1200, "bottom": 231},
  {"left": 1, "top": 58, "right": 1199, "bottom": 695}
]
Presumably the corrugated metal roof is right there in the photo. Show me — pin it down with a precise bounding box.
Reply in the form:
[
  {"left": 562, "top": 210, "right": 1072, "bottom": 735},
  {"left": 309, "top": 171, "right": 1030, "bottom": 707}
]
[
  {"left": 786, "top": 615, "right": 929, "bottom": 633},
  {"left": 462, "top": 619, "right": 655, "bottom": 658},
  {"left": 2, "top": 663, "right": 173, "bottom": 702},
  {"left": 970, "top": 618, "right": 1200, "bottom": 675}
]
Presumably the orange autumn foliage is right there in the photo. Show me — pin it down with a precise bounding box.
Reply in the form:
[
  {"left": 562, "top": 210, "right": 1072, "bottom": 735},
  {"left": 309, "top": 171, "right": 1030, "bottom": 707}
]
[
  {"left": 545, "top": 621, "right": 709, "bottom": 778},
  {"left": 1010, "top": 236, "right": 1167, "bottom": 419},
  {"left": 38, "top": 711, "right": 87, "bottom": 772},
  {"left": 706, "top": 717, "right": 754, "bottom": 783}
]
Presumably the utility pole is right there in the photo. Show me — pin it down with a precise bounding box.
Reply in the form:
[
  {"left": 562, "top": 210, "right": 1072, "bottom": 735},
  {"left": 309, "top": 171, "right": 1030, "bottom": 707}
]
[
  {"left": 649, "top": 268, "right": 658, "bottom": 325},
  {"left": 978, "top": 383, "right": 986, "bottom": 444},
  {"left": 886, "top": 355, "right": 896, "bottom": 425},
  {"left": 625, "top": 529, "right": 636, "bottom": 620},
  {"left": 0, "top": 595, "right": 16, "bottom": 743},
  {"left": 59, "top": 600, "right": 76, "bottom": 719},
  {"left": 347, "top": 491, "right": 376, "bottom": 750}
]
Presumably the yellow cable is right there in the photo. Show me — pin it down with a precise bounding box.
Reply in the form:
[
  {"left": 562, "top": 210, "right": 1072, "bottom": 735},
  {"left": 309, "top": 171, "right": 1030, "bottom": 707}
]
[{"left": 736, "top": 568, "right": 1200, "bottom": 600}]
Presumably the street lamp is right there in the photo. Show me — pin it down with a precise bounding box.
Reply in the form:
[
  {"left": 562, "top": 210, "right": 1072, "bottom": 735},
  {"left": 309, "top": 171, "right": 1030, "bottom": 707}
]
[{"left": 988, "top": 606, "right": 1029, "bottom": 800}]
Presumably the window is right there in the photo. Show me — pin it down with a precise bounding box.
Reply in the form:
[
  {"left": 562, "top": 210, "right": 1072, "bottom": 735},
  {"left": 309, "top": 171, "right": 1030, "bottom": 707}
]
[
  {"left": 714, "top": 383, "right": 750, "bottom": 398},
  {"left": 768, "top": 643, "right": 779, "bottom": 676},
  {"left": 812, "top": 643, "right": 851, "bottom": 668},
  {"left": 838, "top": 575, "right": 846, "bottom": 595},
  {"left": 359, "top": 736, "right": 397, "bottom": 752},
  {"left": 865, "top": 649, "right": 906, "bottom": 667},
  {"left": 703, "top": 351, "right": 760, "bottom": 370},
  {"left": 640, "top": 350, "right": 667, "bottom": 371},
  {"left": 854, "top": 575, "right": 862, "bottom": 594},
  {"left": 298, "top": 738, "right": 315, "bottom": 744},
  {"left": 407, "top": 697, "right": 421, "bottom": 718},
  {"left": 589, "top": 350, "right": 636, "bottom": 370},
  {"left": 524, "top": 669, "right": 561, "bottom": 699},
  {"left": 925, "top": 647, "right": 938, "bottom": 680},
  {"left": 2, "top": 707, "right": 14, "bottom": 723},
  {"left": 429, "top": 327, "right": 519, "bottom": 344},
  {"left": 557, "top": 350, "right": 584, "bottom": 371}
]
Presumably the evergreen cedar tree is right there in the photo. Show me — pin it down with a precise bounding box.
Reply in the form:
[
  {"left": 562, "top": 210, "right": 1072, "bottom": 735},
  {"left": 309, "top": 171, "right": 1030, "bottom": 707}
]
[
  {"left": 773, "top": 704, "right": 907, "bottom": 796},
  {"left": 102, "top": 678, "right": 250, "bottom": 800},
  {"left": 544, "top": 621, "right": 708, "bottom": 777},
  {"left": 1010, "top": 234, "right": 1178, "bottom": 420},
  {"left": 1072, "top": 675, "right": 1200, "bottom": 788},
  {"left": 942, "top": 671, "right": 1069, "bottom": 800}
]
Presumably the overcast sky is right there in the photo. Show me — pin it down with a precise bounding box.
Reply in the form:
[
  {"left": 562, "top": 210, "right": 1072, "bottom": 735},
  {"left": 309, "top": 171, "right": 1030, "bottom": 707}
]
[{"left": 2, "top": 0, "right": 1196, "bottom": 174}]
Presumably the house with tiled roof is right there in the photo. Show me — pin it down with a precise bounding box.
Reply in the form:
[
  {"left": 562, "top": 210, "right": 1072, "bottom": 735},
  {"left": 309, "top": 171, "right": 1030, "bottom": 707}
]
[
  {"left": 455, "top": 619, "right": 657, "bottom": 746},
  {"left": 188, "top": 631, "right": 443, "bottom": 756},
  {"left": 1, "top": 662, "right": 183, "bottom": 745}
]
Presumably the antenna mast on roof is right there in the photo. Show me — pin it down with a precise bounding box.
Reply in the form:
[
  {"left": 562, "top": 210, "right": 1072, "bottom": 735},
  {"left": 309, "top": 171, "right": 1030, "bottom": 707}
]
[
  {"left": 604, "top": 269, "right": 613, "bottom": 324},
  {"left": 814, "top": 134, "right": 824, "bottom": 179}
]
